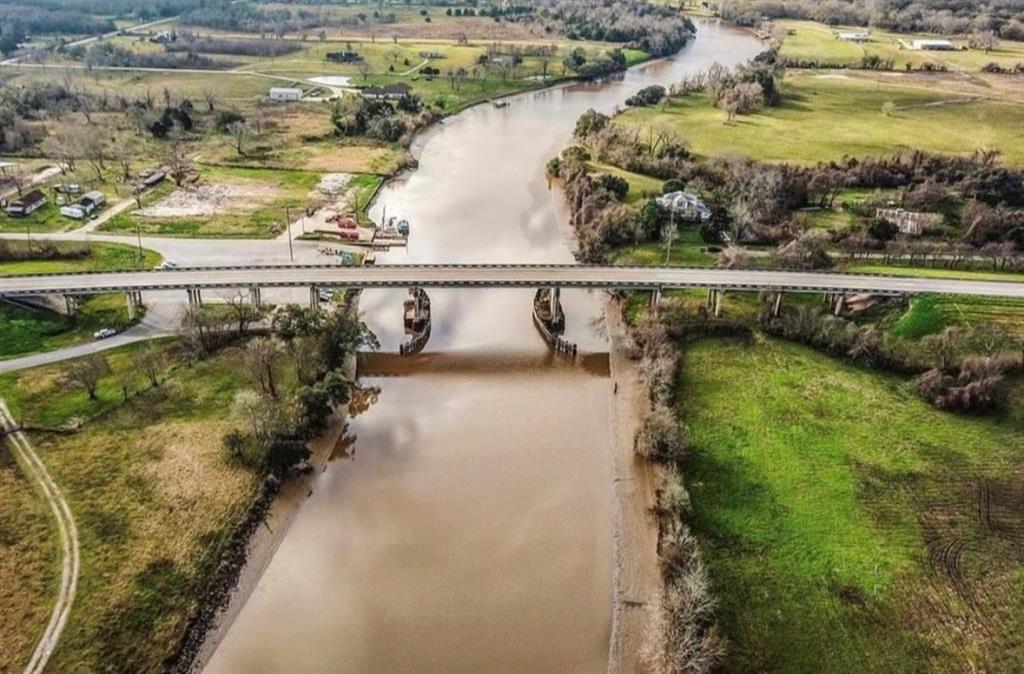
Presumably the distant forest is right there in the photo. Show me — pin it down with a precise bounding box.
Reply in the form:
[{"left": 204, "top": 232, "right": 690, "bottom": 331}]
[{"left": 719, "top": 0, "right": 1024, "bottom": 39}]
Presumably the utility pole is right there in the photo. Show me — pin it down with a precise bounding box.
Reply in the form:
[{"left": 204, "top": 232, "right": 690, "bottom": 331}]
[
  {"left": 663, "top": 207, "right": 676, "bottom": 264},
  {"left": 135, "top": 221, "right": 144, "bottom": 266},
  {"left": 286, "top": 206, "right": 294, "bottom": 262}
]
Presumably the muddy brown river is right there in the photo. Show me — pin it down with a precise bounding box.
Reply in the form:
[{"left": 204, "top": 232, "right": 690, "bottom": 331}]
[{"left": 205, "top": 22, "right": 762, "bottom": 674}]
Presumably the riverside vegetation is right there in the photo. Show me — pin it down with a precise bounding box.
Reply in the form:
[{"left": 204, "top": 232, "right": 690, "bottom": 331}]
[
  {"left": 548, "top": 20, "right": 1024, "bottom": 674},
  {"left": 0, "top": 297, "right": 377, "bottom": 671}
]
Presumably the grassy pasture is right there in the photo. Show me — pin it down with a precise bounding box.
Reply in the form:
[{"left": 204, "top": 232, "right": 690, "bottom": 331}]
[
  {"left": 778, "top": 20, "right": 1024, "bottom": 72},
  {"left": 680, "top": 337, "right": 1024, "bottom": 673},
  {"left": 0, "top": 342, "right": 262, "bottom": 671},
  {"left": 0, "top": 241, "right": 161, "bottom": 276},
  {"left": 617, "top": 71, "right": 1024, "bottom": 165}
]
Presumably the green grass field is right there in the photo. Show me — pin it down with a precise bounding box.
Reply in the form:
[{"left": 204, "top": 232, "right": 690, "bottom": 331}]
[
  {"left": 612, "top": 228, "right": 717, "bottom": 267},
  {"left": 617, "top": 72, "right": 1024, "bottom": 164},
  {"left": 0, "top": 342, "right": 262, "bottom": 671},
  {"left": 885, "top": 293, "right": 1024, "bottom": 340},
  {"left": 680, "top": 337, "right": 1024, "bottom": 673},
  {"left": 778, "top": 20, "right": 1024, "bottom": 72}
]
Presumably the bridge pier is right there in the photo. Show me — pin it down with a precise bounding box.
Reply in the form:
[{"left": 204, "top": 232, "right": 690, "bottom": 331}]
[
  {"left": 765, "top": 291, "right": 783, "bottom": 318},
  {"left": 707, "top": 288, "right": 723, "bottom": 317},
  {"left": 125, "top": 291, "right": 143, "bottom": 320},
  {"left": 186, "top": 288, "right": 203, "bottom": 311},
  {"left": 824, "top": 292, "right": 845, "bottom": 316},
  {"left": 250, "top": 286, "right": 262, "bottom": 311},
  {"left": 650, "top": 287, "right": 662, "bottom": 309},
  {"left": 549, "top": 286, "right": 561, "bottom": 319},
  {"left": 309, "top": 286, "right": 320, "bottom": 310},
  {"left": 63, "top": 294, "right": 78, "bottom": 316}
]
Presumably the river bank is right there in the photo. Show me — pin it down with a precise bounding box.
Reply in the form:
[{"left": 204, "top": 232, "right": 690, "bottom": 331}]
[
  {"left": 183, "top": 355, "right": 357, "bottom": 674},
  {"left": 606, "top": 299, "right": 662, "bottom": 674}
]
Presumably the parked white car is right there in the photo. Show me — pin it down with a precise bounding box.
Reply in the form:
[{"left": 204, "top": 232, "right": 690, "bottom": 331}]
[
  {"left": 93, "top": 328, "right": 117, "bottom": 340},
  {"left": 157, "top": 260, "right": 178, "bottom": 270}
]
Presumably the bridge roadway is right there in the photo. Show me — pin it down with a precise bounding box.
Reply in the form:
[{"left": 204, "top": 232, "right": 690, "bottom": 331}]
[{"left": 0, "top": 264, "right": 1021, "bottom": 298}]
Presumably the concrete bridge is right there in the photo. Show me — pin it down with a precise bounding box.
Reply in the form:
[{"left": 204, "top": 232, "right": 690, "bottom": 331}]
[{"left": 2, "top": 264, "right": 1021, "bottom": 300}]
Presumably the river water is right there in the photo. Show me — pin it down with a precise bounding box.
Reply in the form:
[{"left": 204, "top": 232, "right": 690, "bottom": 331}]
[{"left": 205, "top": 21, "right": 761, "bottom": 674}]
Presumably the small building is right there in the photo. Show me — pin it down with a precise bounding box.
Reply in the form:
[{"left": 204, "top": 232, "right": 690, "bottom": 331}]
[
  {"left": 60, "top": 191, "right": 105, "bottom": 219},
  {"left": 912, "top": 39, "right": 955, "bottom": 51},
  {"left": 360, "top": 83, "right": 413, "bottom": 100},
  {"left": 268, "top": 87, "right": 303, "bottom": 102},
  {"left": 875, "top": 208, "right": 942, "bottom": 236},
  {"left": 4, "top": 189, "right": 47, "bottom": 217},
  {"left": 150, "top": 31, "right": 176, "bottom": 44},
  {"left": 837, "top": 31, "right": 871, "bottom": 42},
  {"left": 656, "top": 191, "right": 712, "bottom": 222},
  {"left": 418, "top": 51, "right": 444, "bottom": 59}
]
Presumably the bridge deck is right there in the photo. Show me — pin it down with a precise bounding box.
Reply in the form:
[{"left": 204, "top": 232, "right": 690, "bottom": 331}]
[{"left": 0, "top": 264, "right": 1021, "bottom": 298}]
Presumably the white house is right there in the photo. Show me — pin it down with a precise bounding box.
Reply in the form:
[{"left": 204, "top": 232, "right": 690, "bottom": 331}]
[
  {"left": 268, "top": 87, "right": 303, "bottom": 102},
  {"left": 657, "top": 191, "right": 712, "bottom": 221},
  {"left": 912, "top": 39, "right": 955, "bottom": 50},
  {"left": 838, "top": 31, "right": 871, "bottom": 42}
]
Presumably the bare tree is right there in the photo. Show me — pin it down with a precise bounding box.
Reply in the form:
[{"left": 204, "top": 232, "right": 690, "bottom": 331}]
[
  {"left": 227, "top": 289, "right": 261, "bottom": 333},
  {"left": 81, "top": 133, "right": 109, "bottom": 182},
  {"left": 61, "top": 354, "right": 110, "bottom": 400},
  {"left": 134, "top": 345, "right": 165, "bottom": 387},
  {"left": 232, "top": 389, "right": 278, "bottom": 442},
  {"left": 162, "top": 135, "right": 194, "bottom": 186},
  {"left": 227, "top": 121, "right": 250, "bottom": 156},
  {"left": 201, "top": 87, "right": 218, "bottom": 112},
  {"left": 244, "top": 338, "right": 280, "bottom": 399}
]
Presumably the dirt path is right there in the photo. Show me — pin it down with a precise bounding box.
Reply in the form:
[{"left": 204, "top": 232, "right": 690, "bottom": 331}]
[
  {"left": 605, "top": 301, "right": 662, "bottom": 674},
  {"left": 0, "top": 399, "right": 79, "bottom": 674}
]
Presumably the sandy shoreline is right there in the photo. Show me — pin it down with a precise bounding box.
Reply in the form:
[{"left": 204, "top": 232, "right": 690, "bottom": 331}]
[
  {"left": 187, "top": 355, "right": 356, "bottom": 673},
  {"left": 606, "top": 299, "right": 663, "bottom": 674}
]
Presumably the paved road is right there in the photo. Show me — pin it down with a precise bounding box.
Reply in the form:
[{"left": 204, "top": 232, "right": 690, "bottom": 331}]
[
  {"left": 0, "top": 401, "right": 80, "bottom": 674},
  {"left": 2, "top": 264, "right": 1022, "bottom": 298}
]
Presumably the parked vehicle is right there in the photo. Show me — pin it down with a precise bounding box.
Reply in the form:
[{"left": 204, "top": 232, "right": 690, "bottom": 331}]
[
  {"left": 158, "top": 260, "right": 179, "bottom": 270},
  {"left": 93, "top": 328, "right": 117, "bottom": 340}
]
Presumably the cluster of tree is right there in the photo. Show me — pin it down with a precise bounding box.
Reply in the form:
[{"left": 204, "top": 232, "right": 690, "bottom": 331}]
[
  {"left": 571, "top": 108, "right": 692, "bottom": 178},
  {"left": 0, "top": 240, "right": 90, "bottom": 263},
  {"left": 330, "top": 91, "right": 431, "bottom": 144},
  {"left": 223, "top": 303, "right": 378, "bottom": 476},
  {"left": 718, "top": 0, "right": 1024, "bottom": 39},
  {"left": 625, "top": 85, "right": 667, "bottom": 107},
  {"left": 166, "top": 33, "right": 302, "bottom": 57},
  {"left": 562, "top": 47, "right": 628, "bottom": 79},
  {"left": 85, "top": 41, "right": 232, "bottom": 70},
  {"left": 916, "top": 353, "right": 1015, "bottom": 413},
  {"left": 0, "top": 5, "right": 112, "bottom": 56},
  {"left": 981, "top": 61, "right": 1024, "bottom": 74},
  {"left": 540, "top": 0, "right": 696, "bottom": 57},
  {"left": 2, "top": 0, "right": 206, "bottom": 21},
  {"left": 704, "top": 59, "right": 781, "bottom": 120},
  {"left": 181, "top": 3, "right": 328, "bottom": 35}
]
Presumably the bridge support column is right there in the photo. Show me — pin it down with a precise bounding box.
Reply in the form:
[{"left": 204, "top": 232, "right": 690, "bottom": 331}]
[
  {"left": 309, "top": 286, "right": 320, "bottom": 310},
  {"left": 125, "top": 291, "right": 142, "bottom": 320},
  {"left": 63, "top": 294, "right": 78, "bottom": 316},
  {"left": 250, "top": 286, "right": 262, "bottom": 311},
  {"left": 650, "top": 287, "right": 662, "bottom": 309},
  {"left": 707, "top": 289, "right": 723, "bottom": 317},
  {"left": 825, "top": 292, "right": 845, "bottom": 316},
  {"left": 549, "top": 286, "right": 561, "bottom": 318},
  {"left": 765, "top": 291, "right": 783, "bottom": 318},
  {"left": 187, "top": 288, "right": 203, "bottom": 311}
]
